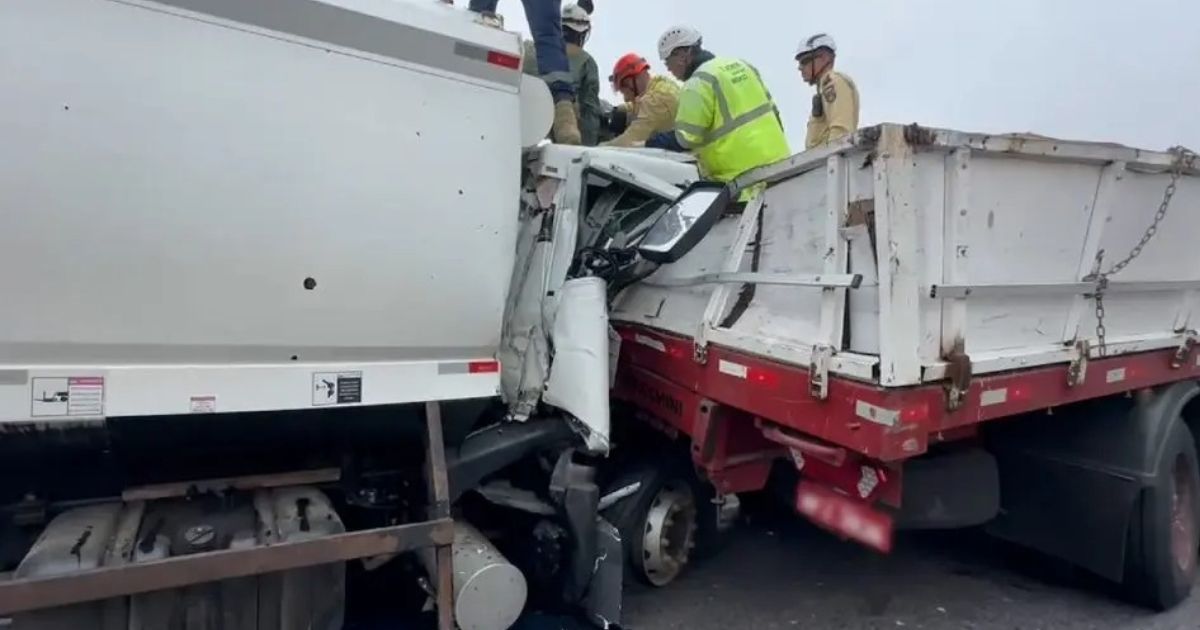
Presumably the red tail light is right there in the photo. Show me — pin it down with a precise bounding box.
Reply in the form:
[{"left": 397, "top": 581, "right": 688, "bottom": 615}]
[
  {"left": 486, "top": 51, "right": 521, "bottom": 69},
  {"left": 468, "top": 360, "right": 500, "bottom": 374}
]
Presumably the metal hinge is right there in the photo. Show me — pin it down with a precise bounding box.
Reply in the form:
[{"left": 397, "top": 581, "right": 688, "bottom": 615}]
[
  {"left": 944, "top": 344, "right": 972, "bottom": 411},
  {"left": 1172, "top": 332, "right": 1198, "bottom": 370},
  {"left": 809, "top": 345, "right": 833, "bottom": 400},
  {"left": 693, "top": 341, "right": 709, "bottom": 365},
  {"left": 1067, "top": 340, "right": 1090, "bottom": 387}
]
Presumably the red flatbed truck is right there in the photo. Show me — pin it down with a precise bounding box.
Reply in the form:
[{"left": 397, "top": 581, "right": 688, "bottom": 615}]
[{"left": 591, "top": 124, "right": 1200, "bottom": 610}]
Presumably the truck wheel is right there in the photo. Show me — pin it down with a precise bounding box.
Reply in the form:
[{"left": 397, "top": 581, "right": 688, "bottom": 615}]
[
  {"left": 1124, "top": 420, "right": 1200, "bottom": 610},
  {"left": 605, "top": 465, "right": 698, "bottom": 587}
]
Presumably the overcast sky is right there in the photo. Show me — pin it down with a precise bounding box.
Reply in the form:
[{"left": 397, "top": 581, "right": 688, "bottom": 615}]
[{"left": 448, "top": 0, "right": 1200, "bottom": 151}]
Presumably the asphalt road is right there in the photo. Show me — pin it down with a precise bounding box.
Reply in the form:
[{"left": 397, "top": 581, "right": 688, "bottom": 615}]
[{"left": 623, "top": 507, "right": 1200, "bottom": 630}]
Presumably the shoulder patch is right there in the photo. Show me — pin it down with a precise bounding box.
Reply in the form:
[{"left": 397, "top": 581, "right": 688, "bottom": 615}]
[{"left": 821, "top": 80, "right": 837, "bottom": 103}]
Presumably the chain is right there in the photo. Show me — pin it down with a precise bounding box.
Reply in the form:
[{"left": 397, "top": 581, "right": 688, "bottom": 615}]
[{"left": 1089, "top": 146, "right": 1196, "bottom": 356}]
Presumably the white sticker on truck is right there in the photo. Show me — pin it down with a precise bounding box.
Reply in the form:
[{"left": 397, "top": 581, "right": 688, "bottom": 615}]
[
  {"left": 980, "top": 388, "right": 1008, "bottom": 407},
  {"left": 190, "top": 396, "right": 217, "bottom": 414},
  {"left": 718, "top": 360, "right": 749, "bottom": 379},
  {"left": 312, "top": 372, "right": 363, "bottom": 406},
  {"left": 1106, "top": 368, "right": 1127, "bottom": 384},
  {"left": 31, "top": 377, "right": 104, "bottom": 417},
  {"left": 854, "top": 400, "right": 899, "bottom": 427}
]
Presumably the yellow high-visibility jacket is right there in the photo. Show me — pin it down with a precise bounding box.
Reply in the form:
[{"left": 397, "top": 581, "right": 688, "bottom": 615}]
[{"left": 674, "top": 57, "right": 790, "bottom": 193}]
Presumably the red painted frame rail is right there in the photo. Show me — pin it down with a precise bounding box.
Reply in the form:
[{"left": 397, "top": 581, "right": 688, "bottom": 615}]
[{"left": 615, "top": 325, "right": 1200, "bottom": 463}]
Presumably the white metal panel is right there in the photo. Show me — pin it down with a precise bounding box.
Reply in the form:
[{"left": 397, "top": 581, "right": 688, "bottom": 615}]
[
  {"left": 622, "top": 124, "right": 1198, "bottom": 388},
  {"left": 817, "top": 156, "right": 850, "bottom": 351},
  {"left": 543, "top": 278, "right": 611, "bottom": 453},
  {"left": 721, "top": 171, "right": 829, "bottom": 349},
  {"left": 0, "top": 0, "right": 520, "bottom": 368},
  {"left": 0, "top": 361, "right": 501, "bottom": 424},
  {"left": 950, "top": 156, "right": 1102, "bottom": 354},
  {"left": 1076, "top": 170, "right": 1200, "bottom": 340},
  {"left": 611, "top": 217, "right": 743, "bottom": 339},
  {"left": 1062, "top": 162, "right": 1125, "bottom": 342},
  {"left": 872, "top": 127, "right": 924, "bottom": 385}
]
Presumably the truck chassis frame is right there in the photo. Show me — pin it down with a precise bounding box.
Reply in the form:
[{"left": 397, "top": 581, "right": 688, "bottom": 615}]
[{"left": 0, "top": 403, "right": 459, "bottom": 630}]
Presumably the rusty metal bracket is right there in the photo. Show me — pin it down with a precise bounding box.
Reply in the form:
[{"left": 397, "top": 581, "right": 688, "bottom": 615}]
[
  {"left": 0, "top": 519, "right": 454, "bottom": 616},
  {"left": 809, "top": 345, "right": 834, "bottom": 400},
  {"left": 1172, "top": 331, "right": 1198, "bottom": 369},
  {"left": 1067, "top": 340, "right": 1091, "bottom": 387},
  {"left": 943, "top": 345, "right": 972, "bottom": 411}
]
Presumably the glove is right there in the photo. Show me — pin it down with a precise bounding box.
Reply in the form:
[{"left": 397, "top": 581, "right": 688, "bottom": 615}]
[
  {"left": 608, "top": 108, "right": 629, "bottom": 135},
  {"left": 645, "top": 131, "right": 685, "bottom": 152}
]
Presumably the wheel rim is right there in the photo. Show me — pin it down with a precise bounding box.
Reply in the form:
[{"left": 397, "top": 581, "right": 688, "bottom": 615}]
[
  {"left": 640, "top": 483, "right": 697, "bottom": 587},
  {"left": 1170, "top": 454, "right": 1198, "bottom": 576}
]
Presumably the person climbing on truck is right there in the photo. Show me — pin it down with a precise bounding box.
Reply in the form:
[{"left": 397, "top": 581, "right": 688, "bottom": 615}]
[
  {"left": 601, "top": 53, "right": 680, "bottom": 148},
  {"left": 646, "top": 26, "right": 790, "bottom": 201},
  {"left": 519, "top": 3, "right": 601, "bottom": 145},
  {"left": 467, "top": 0, "right": 583, "bottom": 144},
  {"left": 796, "top": 32, "right": 860, "bottom": 149}
]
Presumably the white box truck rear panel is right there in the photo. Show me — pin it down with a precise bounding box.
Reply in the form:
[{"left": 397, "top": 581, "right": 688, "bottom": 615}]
[{"left": 0, "top": 0, "right": 529, "bottom": 422}]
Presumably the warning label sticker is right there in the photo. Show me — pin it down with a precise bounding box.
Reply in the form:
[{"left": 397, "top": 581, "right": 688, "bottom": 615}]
[
  {"left": 312, "top": 372, "right": 363, "bottom": 406},
  {"left": 31, "top": 377, "right": 104, "bottom": 417},
  {"left": 190, "top": 396, "right": 217, "bottom": 414}
]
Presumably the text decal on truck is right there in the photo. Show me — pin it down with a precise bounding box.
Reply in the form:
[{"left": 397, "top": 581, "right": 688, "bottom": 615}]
[
  {"left": 31, "top": 377, "right": 104, "bottom": 417},
  {"left": 312, "top": 371, "right": 363, "bottom": 406}
]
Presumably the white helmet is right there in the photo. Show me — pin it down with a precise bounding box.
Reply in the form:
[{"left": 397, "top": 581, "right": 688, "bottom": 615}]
[
  {"left": 561, "top": 3, "right": 591, "bottom": 33},
  {"left": 795, "top": 33, "right": 836, "bottom": 59},
  {"left": 657, "top": 25, "right": 702, "bottom": 61}
]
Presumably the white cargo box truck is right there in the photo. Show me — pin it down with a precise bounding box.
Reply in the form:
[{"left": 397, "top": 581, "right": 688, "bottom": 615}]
[{"left": 0, "top": 1, "right": 619, "bottom": 628}]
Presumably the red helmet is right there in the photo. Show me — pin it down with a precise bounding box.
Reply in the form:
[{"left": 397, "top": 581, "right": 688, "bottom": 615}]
[{"left": 610, "top": 53, "right": 650, "bottom": 87}]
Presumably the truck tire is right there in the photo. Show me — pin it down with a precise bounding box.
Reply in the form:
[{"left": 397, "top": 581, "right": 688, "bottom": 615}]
[
  {"left": 604, "top": 463, "right": 698, "bottom": 587},
  {"left": 1123, "top": 420, "right": 1200, "bottom": 610}
]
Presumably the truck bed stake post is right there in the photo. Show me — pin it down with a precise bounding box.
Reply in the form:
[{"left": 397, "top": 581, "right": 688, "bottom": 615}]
[
  {"left": 1067, "top": 340, "right": 1090, "bottom": 387},
  {"left": 424, "top": 401, "right": 455, "bottom": 630}
]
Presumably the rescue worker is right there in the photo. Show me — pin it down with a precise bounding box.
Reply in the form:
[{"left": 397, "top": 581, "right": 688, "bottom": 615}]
[
  {"left": 465, "top": 0, "right": 582, "bottom": 144},
  {"left": 601, "top": 53, "right": 680, "bottom": 148},
  {"left": 560, "top": 4, "right": 601, "bottom": 145},
  {"left": 647, "top": 26, "right": 790, "bottom": 200},
  {"left": 795, "top": 33, "right": 859, "bottom": 149}
]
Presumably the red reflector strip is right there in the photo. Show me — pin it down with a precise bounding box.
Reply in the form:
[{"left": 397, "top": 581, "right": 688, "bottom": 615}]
[
  {"left": 747, "top": 366, "right": 780, "bottom": 388},
  {"left": 900, "top": 401, "right": 930, "bottom": 423},
  {"left": 469, "top": 360, "right": 500, "bottom": 374},
  {"left": 486, "top": 51, "right": 521, "bottom": 69}
]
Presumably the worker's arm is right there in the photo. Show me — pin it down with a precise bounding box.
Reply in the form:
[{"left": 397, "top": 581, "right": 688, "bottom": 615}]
[
  {"left": 818, "top": 74, "right": 857, "bottom": 143},
  {"left": 805, "top": 94, "right": 825, "bottom": 149},
  {"left": 645, "top": 130, "right": 684, "bottom": 152},
  {"left": 604, "top": 89, "right": 676, "bottom": 148},
  {"left": 576, "top": 55, "right": 602, "bottom": 145},
  {"left": 673, "top": 77, "right": 715, "bottom": 151}
]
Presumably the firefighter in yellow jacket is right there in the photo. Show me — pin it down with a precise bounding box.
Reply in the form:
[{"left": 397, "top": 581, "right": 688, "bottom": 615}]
[
  {"left": 602, "top": 53, "right": 679, "bottom": 148},
  {"left": 646, "top": 26, "right": 790, "bottom": 200},
  {"left": 796, "top": 33, "right": 859, "bottom": 149}
]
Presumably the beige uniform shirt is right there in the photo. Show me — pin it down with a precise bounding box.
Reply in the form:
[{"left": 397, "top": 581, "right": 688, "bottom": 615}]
[
  {"left": 603, "top": 76, "right": 681, "bottom": 148},
  {"left": 805, "top": 70, "right": 859, "bottom": 149}
]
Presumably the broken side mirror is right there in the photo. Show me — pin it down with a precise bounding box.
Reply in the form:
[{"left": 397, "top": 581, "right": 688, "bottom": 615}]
[{"left": 637, "top": 181, "right": 730, "bottom": 264}]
